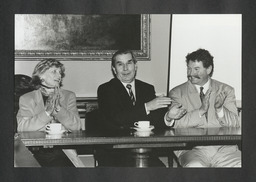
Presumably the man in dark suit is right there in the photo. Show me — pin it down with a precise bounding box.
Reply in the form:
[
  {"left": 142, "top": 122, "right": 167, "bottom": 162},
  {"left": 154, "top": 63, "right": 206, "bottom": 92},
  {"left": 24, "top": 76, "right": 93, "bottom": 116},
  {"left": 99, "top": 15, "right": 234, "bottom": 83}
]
[
  {"left": 96, "top": 49, "right": 171, "bottom": 166},
  {"left": 98, "top": 49, "right": 171, "bottom": 130}
]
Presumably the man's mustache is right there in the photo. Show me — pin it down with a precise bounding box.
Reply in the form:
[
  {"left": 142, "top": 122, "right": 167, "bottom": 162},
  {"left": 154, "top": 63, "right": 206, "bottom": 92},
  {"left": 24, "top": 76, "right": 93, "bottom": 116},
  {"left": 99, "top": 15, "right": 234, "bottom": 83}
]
[{"left": 188, "top": 75, "right": 200, "bottom": 79}]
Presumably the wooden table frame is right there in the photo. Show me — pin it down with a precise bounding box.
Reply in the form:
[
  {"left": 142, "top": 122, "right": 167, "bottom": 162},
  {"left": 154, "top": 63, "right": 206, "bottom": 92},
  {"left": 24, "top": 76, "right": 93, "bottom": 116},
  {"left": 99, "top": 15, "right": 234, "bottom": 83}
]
[{"left": 16, "top": 127, "right": 241, "bottom": 168}]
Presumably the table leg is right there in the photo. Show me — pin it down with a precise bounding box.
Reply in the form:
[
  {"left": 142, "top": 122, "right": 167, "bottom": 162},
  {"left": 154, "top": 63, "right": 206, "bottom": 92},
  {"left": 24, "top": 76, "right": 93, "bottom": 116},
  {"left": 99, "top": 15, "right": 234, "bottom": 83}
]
[{"left": 130, "top": 148, "right": 152, "bottom": 168}]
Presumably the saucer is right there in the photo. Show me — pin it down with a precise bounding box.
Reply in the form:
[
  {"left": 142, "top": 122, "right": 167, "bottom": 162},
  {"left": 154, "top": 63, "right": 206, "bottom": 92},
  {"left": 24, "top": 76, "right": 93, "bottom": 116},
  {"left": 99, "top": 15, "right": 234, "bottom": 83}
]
[
  {"left": 45, "top": 130, "right": 66, "bottom": 135},
  {"left": 134, "top": 131, "right": 154, "bottom": 137},
  {"left": 133, "top": 125, "right": 154, "bottom": 132}
]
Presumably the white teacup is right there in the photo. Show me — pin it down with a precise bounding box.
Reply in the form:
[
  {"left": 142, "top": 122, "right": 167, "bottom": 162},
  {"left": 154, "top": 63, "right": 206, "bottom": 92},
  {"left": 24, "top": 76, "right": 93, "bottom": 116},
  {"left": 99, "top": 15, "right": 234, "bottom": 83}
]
[
  {"left": 45, "top": 123, "right": 62, "bottom": 132},
  {"left": 134, "top": 121, "right": 150, "bottom": 129}
]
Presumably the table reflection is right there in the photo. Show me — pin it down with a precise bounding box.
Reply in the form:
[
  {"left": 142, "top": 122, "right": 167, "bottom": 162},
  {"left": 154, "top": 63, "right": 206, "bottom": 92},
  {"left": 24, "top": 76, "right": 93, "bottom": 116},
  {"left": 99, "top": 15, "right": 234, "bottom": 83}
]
[
  {"left": 163, "top": 127, "right": 241, "bottom": 136},
  {"left": 19, "top": 131, "right": 71, "bottom": 139},
  {"left": 45, "top": 134, "right": 64, "bottom": 139}
]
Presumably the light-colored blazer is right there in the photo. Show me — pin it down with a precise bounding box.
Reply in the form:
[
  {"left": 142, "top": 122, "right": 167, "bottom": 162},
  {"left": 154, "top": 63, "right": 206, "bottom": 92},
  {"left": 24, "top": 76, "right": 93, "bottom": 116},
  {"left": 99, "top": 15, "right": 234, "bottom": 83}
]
[
  {"left": 169, "top": 79, "right": 240, "bottom": 128},
  {"left": 17, "top": 89, "right": 81, "bottom": 131}
]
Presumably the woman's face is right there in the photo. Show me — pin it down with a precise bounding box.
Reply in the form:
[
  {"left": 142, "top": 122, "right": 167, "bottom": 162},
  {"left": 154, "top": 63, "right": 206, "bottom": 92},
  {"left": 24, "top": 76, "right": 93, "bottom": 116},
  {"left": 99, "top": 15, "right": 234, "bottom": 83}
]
[{"left": 40, "top": 66, "right": 62, "bottom": 87}]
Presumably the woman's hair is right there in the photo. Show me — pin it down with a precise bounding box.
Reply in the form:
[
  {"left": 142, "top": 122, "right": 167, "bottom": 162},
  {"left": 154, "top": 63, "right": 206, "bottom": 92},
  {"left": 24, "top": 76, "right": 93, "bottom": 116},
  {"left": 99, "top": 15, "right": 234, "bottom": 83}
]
[{"left": 30, "top": 58, "right": 65, "bottom": 89}]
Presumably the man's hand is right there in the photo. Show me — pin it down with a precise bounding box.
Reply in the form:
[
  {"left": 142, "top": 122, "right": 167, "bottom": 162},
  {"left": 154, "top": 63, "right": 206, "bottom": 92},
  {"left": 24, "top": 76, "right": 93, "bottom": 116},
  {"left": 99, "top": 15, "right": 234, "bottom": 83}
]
[
  {"left": 166, "top": 104, "right": 187, "bottom": 121},
  {"left": 146, "top": 96, "right": 172, "bottom": 111},
  {"left": 199, "top": 89, "right": 211, "bottom": 116},
  {"left": 215, "top": 91, "right": 226, "bottom": 112}
]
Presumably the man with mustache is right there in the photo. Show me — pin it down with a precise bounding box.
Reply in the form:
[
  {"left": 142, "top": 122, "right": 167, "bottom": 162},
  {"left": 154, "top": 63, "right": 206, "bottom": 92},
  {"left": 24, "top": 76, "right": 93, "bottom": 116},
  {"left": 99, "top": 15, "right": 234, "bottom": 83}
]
[
  {"left": 165, "top": 48, "right": 241, "bottom": 167},
  {"left": 96, "top": 49, "right": 171, "bottom": 166}
]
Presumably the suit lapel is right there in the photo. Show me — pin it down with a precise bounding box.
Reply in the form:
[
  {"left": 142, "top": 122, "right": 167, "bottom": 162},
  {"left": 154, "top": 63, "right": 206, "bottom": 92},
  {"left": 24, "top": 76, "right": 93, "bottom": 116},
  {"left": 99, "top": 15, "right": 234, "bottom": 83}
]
[
  {"left": 209, "top": 79, "right": 218, "bottom": 96},
  {"left": 113, "top": 78, "right": 133, "bottom": 106},
  {"left": 135, "top": 80, "right": 142, "bottom": 103},
  {"left": 187, "top": 81, "right": 202, "bottom": 108},
  {"left": 34, "top": 90, "right": 45, "bottom": 114},
  {"left": 188, "top": 81, "right": 198, "bottom": 94},
  {"left": 58, "top": 89, "right": 65, "bottom": 104}
]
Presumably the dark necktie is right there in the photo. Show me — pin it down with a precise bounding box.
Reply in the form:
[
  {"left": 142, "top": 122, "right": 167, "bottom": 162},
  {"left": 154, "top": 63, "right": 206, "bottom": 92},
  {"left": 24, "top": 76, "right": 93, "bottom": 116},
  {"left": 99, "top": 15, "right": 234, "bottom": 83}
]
[
  {"left": 126, "top": 84, "right": 136, "bottom": 105},
  {"left": 200, "top": 87, "right": 204, "bottom": 102},
  {"left": 200, "top": 86, "right": 208, "bottom": 120}
]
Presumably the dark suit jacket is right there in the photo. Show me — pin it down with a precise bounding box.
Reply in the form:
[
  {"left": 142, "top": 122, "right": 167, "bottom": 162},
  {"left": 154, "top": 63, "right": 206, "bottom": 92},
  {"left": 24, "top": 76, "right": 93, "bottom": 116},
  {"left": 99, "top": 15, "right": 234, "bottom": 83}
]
[{"left": 97, "top": 78, "right": 167, "bottom": 130}]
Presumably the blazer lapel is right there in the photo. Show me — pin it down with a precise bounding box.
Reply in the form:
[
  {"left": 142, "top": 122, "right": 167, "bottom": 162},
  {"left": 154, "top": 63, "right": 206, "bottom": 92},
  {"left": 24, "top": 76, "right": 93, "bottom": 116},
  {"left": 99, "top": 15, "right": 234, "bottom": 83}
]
[
  {"left": 34, "top": 90, "right": 45, "bottom": 114},
  {"left": 59, "top": 89, "right": 65, "bottom": 104},
  {"left": 187, "top": 81, "right": 202, "bottom": 109},
  {"left": 113, "top": 78, "right": 133, "bottom": 106},
  {"left": 134, "top": 79, "right": 148, "bottom": 105},
  {"left": 134, "top": 80, "right": 142, "bottom": 103}
]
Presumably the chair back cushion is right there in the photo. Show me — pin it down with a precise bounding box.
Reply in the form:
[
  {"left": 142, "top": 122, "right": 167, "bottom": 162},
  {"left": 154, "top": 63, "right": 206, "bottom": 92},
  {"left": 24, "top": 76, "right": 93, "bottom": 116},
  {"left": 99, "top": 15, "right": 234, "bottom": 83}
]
[{"left": 14, "top": 74, "right": 34, "bottom": 132}]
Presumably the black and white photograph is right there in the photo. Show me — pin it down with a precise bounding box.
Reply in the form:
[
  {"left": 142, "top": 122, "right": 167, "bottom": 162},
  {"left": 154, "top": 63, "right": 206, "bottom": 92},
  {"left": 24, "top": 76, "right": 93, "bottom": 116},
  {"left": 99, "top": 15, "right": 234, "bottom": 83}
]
[
  {"left": 14, "top": 14, "right": 242, "bottom": 168},
  {"left": 2, "top": 0, "right": 256, "bottom": 182}
]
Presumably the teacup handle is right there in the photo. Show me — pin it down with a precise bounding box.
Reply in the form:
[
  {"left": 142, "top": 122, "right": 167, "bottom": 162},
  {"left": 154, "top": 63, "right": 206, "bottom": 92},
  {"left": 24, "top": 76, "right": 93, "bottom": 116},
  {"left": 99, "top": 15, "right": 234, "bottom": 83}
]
[
  {"left": 45, "top": 124, "right": 51, "bottom": 130},
  {"left": 134, "top": 122, "right": 139, "bottom": 127}
]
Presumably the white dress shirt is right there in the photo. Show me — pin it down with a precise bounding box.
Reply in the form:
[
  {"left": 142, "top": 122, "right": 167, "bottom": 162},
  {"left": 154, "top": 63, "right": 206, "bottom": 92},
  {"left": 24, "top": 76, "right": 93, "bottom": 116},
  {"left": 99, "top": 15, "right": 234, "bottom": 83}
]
[
  {"left": 121, "top": 81, "right": 150, "bottom": 115},
  {"left": 121, "top": 81, "right": 136, "bottom": 100}
]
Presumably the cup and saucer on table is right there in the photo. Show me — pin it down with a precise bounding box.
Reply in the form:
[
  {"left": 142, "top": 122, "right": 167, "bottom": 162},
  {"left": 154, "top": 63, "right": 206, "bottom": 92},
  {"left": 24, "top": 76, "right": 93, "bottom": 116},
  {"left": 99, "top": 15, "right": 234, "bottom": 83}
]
[
  {"left": 45, "top": 123, "right": 66, "bottom": 135},
  {"left": 133, "top": 121, "right": 154, "bottom": 132},
  {"left": 132, "top": 121, "right": 154, "bottom": 137}
]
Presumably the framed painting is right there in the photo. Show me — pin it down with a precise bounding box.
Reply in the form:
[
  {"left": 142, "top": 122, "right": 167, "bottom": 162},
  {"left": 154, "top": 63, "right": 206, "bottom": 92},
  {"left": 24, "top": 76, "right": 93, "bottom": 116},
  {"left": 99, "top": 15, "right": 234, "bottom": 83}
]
[{"left": 15, "top": 14, "right": 151, "bottom": 61}]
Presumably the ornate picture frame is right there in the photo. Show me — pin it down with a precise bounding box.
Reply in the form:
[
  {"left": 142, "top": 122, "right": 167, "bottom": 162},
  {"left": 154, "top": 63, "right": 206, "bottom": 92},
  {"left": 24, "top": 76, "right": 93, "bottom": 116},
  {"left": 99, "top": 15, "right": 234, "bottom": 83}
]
[{"left": 15, "top": 14, "right": 151, "bottom": 61}]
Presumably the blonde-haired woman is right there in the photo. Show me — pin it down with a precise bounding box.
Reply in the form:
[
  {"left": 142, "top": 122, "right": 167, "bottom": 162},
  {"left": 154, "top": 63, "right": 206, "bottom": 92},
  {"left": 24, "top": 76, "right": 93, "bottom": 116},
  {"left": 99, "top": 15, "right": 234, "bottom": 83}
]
[{"left": 17, "top": 58, "right": 81, "bottom": 166}]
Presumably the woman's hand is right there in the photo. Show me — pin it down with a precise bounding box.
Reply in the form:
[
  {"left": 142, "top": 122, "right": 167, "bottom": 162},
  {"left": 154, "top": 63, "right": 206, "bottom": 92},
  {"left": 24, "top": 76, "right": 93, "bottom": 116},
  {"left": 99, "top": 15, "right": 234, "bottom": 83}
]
[
  {"left": 53, "top": 86, "right": 61, "bottom": 114},
  {"left": 45, "top": 94, "right": 55, "bottom": 115}
]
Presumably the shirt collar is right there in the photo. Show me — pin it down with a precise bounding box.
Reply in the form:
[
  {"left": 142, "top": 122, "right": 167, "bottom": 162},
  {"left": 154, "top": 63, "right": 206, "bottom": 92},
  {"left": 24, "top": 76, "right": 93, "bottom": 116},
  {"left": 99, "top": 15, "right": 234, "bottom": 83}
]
[
  {"left": 121, "top": 80, "right": 136, "bottom": 98},
  {"left": 121, "top": 80, "right": 135, "bottom": 88},
  {"left": 195, "top": 78, "right": 211, "bottom": 94}
]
